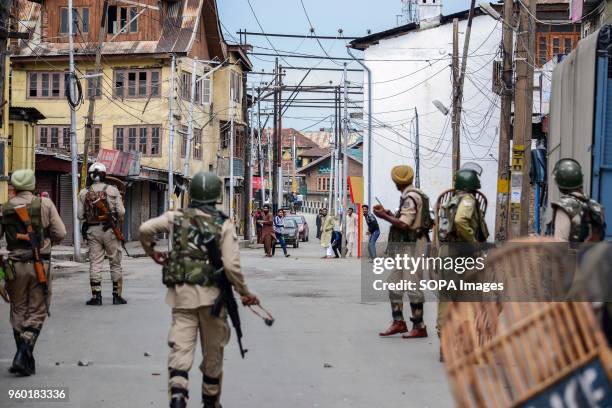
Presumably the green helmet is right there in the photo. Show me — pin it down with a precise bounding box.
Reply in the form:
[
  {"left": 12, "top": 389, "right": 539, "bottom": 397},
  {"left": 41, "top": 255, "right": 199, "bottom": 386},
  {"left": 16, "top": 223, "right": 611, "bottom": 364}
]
[
  {"left": 454, "top": 169, "right": 481, "bottom": 191},
  {"left": 190, "top": 172, "right": 222, "bottom": 204},
  {"left": 553, "top": 158, "right": 583, "bottom": 190}
]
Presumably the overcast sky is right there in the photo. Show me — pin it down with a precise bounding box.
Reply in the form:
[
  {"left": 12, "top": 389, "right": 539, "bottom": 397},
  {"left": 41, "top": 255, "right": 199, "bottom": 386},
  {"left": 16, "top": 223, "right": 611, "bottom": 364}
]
[{"left": 216, "top": 0, "right": 472, "bottom": 129}]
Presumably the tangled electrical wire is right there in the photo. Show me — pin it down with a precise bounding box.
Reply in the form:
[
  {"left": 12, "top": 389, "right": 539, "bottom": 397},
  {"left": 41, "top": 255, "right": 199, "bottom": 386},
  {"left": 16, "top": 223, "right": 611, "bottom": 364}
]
[{"left": 64, "top": 71, "right": 84, "bottom": 109}]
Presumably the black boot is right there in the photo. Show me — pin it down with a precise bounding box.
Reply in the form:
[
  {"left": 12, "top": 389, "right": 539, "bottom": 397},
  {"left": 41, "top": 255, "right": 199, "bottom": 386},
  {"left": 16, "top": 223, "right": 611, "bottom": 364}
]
[
  {"left": 11, "top": 341, "right": 33, "bottom": 376},
  {"left": 112, "top": 294, "right": 127, "bottom": 305},
  {"left": 203, "top": 395, "right": 220, "bottom": 408},
  {"left": 170, "top": 396, "right": 187, "bottom": 408},
  {"left": 8, "top": 331, "right": 20, "bottom": 374},
  {"left": 28, "top": 345, "right": 36, "bottom": 374},
  {"left": 86, "top": 292, "right": 102, "bottom": 306},
  {"left": 112, "top": 281, "right": 127, "bottom": 305}
]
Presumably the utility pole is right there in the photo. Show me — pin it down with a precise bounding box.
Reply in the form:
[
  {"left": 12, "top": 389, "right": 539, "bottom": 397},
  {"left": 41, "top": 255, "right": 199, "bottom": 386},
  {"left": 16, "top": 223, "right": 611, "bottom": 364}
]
[
  {"left": 68, "top": 0, "right": 81, "bottom": 260},
  {"left": 167, "top": 54, "right": 176, "bottom": 213},
  {"left": 494, "top": 0, "right": 514, "bottom": 242},
  {"left": 277, "top": 65, "right": 284, "bottom": 209},
  {"left": 272, "top": 59, "right": 279, "bottom": 212},
  {"left": 246, "top": 84, "right": 254, "bottom": 240},
  {"left": 414, "top": 107, "right": 420, "bottom": 189},
  {"left": 328, "top": 108, "right": 335, "bottom": 213},
  {"left": 80, "top": 0, "right": 108, "bottom": 190},
  {"left": 341, "top": 63, "right": 349, "bottom": 257},
  {"left": 0, "top": 0, "right": 13, "bottom": 140},
  {"left": 509, "top": 0, "right": 536, "bottom": 238},
  {"left": 451, "top": 18, "right": 460, "bottom": 175},
  {"left": 183, "top": 57, "right": 198, "bottom": 179},
  {"left": 292, "top": 131, "right": 297, "bottom": 197},
  {"left": 229, "top": 78, "right": 235, "bottom": 220},
  {"left": 257, "top": 89, "right": 265, "bottom": 205}
]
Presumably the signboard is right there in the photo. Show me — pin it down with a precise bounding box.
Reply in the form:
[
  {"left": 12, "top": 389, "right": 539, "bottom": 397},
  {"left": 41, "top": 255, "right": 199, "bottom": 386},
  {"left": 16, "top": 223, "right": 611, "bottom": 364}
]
[
  {"left": 96, "top": 149, "right": 137, "bottom": 177},
  {"left": 252, "top": 176, "right": 263, "bottom": 190},
  {"left": 520, "top": 359, "right": 612, "bottom": 407}
]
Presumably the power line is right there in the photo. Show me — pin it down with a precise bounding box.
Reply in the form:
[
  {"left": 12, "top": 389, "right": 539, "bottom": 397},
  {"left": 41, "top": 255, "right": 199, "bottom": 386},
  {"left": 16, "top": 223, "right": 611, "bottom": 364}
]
[{"left": 238, "top": 30, "right": 360, "bottom": 40}]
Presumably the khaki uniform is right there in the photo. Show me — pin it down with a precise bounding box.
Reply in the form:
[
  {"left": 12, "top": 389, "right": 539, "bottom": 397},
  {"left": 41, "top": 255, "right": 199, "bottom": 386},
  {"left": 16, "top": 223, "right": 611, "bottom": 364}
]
[
  {"left": 387, "top": 186, "right": 428, "bottom": 321},
  {"left": 436, "top": 192, "right": 482, "bottom": 335},
  {"left": 1, "top": 191, "right": 66, "bottom": 344},
  {"left": 78, "top": 182, "right": 125, "bottom": 294},
  {"left": 139, "top": 210, "right": 251, "bottom": 406}
]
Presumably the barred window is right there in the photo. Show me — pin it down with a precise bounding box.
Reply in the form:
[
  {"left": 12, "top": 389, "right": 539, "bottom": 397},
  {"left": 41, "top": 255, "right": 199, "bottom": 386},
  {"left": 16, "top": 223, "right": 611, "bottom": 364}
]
[{"left": 115, "top": 125, "right": 161, "bottom": 156}]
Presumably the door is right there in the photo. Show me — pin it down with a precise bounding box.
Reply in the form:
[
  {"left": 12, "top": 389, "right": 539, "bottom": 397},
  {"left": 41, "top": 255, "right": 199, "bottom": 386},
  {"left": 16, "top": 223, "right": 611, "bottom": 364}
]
[{"left": 592, "top": 56, "right": 612, "bottom": 240}]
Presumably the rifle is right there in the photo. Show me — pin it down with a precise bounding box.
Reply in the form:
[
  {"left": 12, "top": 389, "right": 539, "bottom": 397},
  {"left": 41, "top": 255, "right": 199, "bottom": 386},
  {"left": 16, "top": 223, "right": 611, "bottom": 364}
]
[
  {"left": 14, "top": 205, "right": 50, "bottom": 316},
  {"left": 91, "top": 197, "right": 131, "bottom": 257},
  {"left": 199, "top": 231, "right": 248, "bottom": 358},
  {"left": 0, "top": 256, "right": 9, "bottom": 303}
]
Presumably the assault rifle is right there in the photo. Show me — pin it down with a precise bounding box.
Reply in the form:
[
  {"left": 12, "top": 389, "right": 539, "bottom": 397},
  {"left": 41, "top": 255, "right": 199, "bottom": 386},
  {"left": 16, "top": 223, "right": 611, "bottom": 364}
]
[
  {"left": 14, "top": 205, "right": 50, "bottom": 316},
  {"left": 91, "top": 197, "right": 131, "bottom": 257},
  {"left": 199, "top": 232, "right": 247, "bottom": 358}
]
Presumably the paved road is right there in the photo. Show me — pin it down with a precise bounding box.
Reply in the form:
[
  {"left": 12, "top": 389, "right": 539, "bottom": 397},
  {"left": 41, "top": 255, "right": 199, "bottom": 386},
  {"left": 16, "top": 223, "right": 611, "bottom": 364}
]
[{"left": 0, "top": 213, "right": 452, "bottom": 408}]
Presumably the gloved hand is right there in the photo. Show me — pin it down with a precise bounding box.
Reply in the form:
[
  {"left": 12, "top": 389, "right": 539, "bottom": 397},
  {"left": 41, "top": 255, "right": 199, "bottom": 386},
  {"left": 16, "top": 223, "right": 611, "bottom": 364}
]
[
  {"left": 151, "top": 251, "right": 168, "bottom": 266},
  {"left": 241, "top": 294, "right": 260, "bottom": 306}
]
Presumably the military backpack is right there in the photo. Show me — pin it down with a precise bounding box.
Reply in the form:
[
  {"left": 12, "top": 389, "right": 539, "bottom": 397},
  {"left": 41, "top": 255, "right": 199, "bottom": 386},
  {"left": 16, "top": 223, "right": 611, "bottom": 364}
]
[
  {"left": 162, "top": 208, "right": 226, "bottom": 287},
  {"left": 1, "top": 197, "right": 46, "bottom": 251},
  {"left": 388, "top": 188, "right": 434, "bottom": 244},
  {"left": 84, "top": 185, "right": 110, "bottom": 224},
  {"left": 551, "top": 193, "right": 606, "bottom": 242},
  {"left": 438, "top": 191, "right": 488, "bottom": 243}
]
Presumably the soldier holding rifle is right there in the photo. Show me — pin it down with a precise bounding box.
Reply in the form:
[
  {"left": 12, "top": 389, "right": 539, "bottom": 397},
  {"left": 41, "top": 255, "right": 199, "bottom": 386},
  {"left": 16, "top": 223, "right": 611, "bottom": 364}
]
[
  {"left": 0, "top": 169, "right": 66, "bottom": 376},
  {"left": 139, "top": 172, "right": 259, "bottom": 408}
]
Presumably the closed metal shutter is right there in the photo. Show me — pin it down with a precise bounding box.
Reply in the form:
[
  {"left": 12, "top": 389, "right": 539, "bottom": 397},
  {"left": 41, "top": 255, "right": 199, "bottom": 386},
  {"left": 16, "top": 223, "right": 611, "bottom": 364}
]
[{"left": 59, "top": 174, "right": 74, "bottom": 245}]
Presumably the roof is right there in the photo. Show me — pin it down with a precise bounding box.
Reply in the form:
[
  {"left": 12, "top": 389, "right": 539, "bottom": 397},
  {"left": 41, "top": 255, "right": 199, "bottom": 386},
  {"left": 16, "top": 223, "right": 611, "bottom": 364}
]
[
  {"left": 10, "top": 106, "right": 45, "bottom": 122},
  {"left": 297, "top": 142, "right": 364, "bottom": 174},
  {"left": 12, "top": 0, "right": 228, "bottom": 60},
  {"left": 299, "top": 146, "right": 330, "bottom": 157},
  {"left": 262, "top": 128, "right": 320, "bottom": 149},
  {"left": 301, "top": 130, "right": 362, "bottom": 148},
  {"left": 349, "top": 8, "right": 485, "bottom": 50}
]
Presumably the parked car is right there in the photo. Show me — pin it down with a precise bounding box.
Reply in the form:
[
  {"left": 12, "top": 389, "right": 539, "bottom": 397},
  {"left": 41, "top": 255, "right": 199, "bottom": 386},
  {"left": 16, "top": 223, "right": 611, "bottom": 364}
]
[
  {"left": 286, "top": 215, "right": 309, "bottom": 242},
  {"left": 282, "top": 218, "right": 300, "bottom": 248}
]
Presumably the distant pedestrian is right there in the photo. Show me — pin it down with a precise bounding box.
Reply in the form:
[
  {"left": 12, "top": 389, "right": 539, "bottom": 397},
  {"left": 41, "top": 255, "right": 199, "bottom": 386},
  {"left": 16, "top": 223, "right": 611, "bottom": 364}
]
[
  {"left": 345, "top": 207, "right": 358, "bottom": 257},
  {"left": 259, "top": 205, "right": 275, "bottom": 257},
  {"left": 272, "top": 209, "right": 290, "bottom": 257},
  {"left": 320, "top": 214, "right": 335, "bottom": 258},
  {"left": 331, "top": 216, "right": 342, "bottom": 258},
  {"left": 362, "top": 205, "right": 380, "bottom": 261},
  {"left": 254, "top": 208, "right": 263, "bottom": 244},
  {"left": 316, "top": 208, "right": 327, "bottom": 239}
]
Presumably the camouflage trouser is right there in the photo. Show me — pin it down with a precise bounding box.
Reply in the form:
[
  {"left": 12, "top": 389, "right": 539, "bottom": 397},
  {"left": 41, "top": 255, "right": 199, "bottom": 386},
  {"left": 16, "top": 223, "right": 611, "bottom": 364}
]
[
  {"left": 387, "top": 237, "right": 427, "bottom": 323},
  {"left": 167, "top": 306, "right": 230, "bottom": 407},
  {"left": 6, "top": 260, "right": 51, "bottom": 345},
  {"left": 86, "top": 225, "right": 123, "bottom": 293}
]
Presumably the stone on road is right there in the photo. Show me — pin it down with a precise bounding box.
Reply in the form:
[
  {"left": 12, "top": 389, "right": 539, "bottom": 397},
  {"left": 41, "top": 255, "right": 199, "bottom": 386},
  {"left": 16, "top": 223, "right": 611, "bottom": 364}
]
[{"left": 0, "top": 213, "right": 451, "bottom": 407}]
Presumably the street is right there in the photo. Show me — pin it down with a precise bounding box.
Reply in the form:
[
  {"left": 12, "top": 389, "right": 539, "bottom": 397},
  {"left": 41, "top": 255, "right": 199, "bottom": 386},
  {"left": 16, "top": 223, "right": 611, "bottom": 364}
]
[{"left": 0, "top": 213, "right": 451, "bottom": 408}]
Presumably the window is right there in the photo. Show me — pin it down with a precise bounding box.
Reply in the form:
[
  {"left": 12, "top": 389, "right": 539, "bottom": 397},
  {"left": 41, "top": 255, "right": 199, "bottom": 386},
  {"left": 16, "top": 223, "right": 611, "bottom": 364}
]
[
  {"left": 230, "top": 71, "right": 241, "bottom": 102},
  {"left": 536, "top": 32, "right": 580, "bottom": 66},
  {"left": 28, "top": 71, "right": 70, "bottom": 99},
  {"left": 180, "top": 125, "right": 188, "bottom": 157},
  {"left": 202, "top": 76, "right": 211, "bottom": 104},
  {"left": 220, "top": 121, "right": 231, "bottom": 149},
  {"left": 115, "top": 125, "right": 161, "bottom": 156},
  {"left": 113, "top": 69, "right": 161, "bottom": 99},
  {"left": 87, "top": 72, "right": 102, "bottom": 98},
  {"left": 60, "top": 7, "right": 89, "bottom": 34},
  {"left": 181, "top": 72, "right": 192, "bottom": 100},
  {"left": 234, "top": 126, "right": 245, "bottom": 158},
  {"left": 37, "top": 125, "right": 71, "bottom": 151},
  {"left": 193, "top": 128, "right": 202, "bottom": 160},
  {"left": 89, "top": 126, "right": 101, "bottom": 155},
  {"left": 107, "top": 6, "right": 138, "bottom": 34},
  {"left": 317, "top": 177, "right": 330, "bottom": 192}
]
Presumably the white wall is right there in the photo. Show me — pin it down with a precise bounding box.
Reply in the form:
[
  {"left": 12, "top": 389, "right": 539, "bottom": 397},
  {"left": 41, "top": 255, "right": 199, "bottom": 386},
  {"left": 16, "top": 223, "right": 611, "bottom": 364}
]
[{"left": 362, "top": 14, "right": 502, "bottom": 240}]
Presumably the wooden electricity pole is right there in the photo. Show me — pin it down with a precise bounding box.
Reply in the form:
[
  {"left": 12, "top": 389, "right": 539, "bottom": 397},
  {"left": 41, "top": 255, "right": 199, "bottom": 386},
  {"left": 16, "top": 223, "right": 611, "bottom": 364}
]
[
  {"left": 451, "top": 18, "right": 460, "bottom": 175},
  {"left": 272, "top": 58, "right": 279, "bottom": 212},
  {"left": 508, "top": 0, "right": 536, "bottom": 238},
  {"left": 494, "top": 0, "right": 515, "bottom": 242},
  {"left": 80, "top": 0, "right": 109, "bottom": 189}
]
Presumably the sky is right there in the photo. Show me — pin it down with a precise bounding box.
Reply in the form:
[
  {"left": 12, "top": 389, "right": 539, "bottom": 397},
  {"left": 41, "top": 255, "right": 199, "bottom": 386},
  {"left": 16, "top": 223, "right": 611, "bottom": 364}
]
[{"left": 216, "top": 0, "right": 472, "bottom": 130}]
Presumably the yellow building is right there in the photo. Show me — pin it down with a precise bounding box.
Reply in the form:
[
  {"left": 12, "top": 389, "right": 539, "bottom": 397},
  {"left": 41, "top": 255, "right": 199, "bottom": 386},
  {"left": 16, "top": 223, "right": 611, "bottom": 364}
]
[{"left": 12, "top": 0, "right": 251, "bottom": 240}]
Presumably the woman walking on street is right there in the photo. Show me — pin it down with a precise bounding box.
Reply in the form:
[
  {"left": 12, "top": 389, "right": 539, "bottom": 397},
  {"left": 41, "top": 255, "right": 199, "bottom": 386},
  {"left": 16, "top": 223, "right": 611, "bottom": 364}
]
[
  {"left": 272, "top": 209, "right": 290, "bottom": 257},
  {"left": 321, "top": 213, "right": 335, "bottom": 259},
  {"left": 259, "top": 204, "right": 275, "bottom": 257}
]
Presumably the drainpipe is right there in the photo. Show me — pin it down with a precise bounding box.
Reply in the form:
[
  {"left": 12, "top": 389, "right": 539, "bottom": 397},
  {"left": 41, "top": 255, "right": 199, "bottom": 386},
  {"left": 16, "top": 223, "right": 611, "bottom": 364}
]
[{"left": 346, "top": 46, "right": 371, "bottom": 207}]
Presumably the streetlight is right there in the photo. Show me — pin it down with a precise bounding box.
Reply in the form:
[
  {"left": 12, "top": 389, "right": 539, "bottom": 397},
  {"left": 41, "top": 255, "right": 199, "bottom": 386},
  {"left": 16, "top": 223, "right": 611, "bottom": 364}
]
[{"left": 432, "top": 99, "right": 450, "bottom": 116}]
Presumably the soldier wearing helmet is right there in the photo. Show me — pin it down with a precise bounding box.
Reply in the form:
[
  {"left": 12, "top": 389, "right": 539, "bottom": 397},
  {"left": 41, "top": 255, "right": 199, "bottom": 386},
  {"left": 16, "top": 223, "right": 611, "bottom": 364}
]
[
  {"left": 78, "top": 162, "right": 127, "bottom": 306},
  {"left": 1, "top": 169, "right": 66, "bottom": 376},
  {"left": 550, "top": 158, "right": 606, "bottom": 242},
  {"left": 139, "top": 171, "right": 259, "bottom": 408}
]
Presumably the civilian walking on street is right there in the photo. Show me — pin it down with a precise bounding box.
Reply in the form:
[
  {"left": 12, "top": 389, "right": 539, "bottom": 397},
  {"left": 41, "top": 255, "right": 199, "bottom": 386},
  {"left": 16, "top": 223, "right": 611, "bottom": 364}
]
[
  {"left": 320, "top": 213, "right": 335, "bottom": 258},
  {"left": 254, "top": 208, "right": 263, "bottom": 244},
  {"left": 331, "top": 215, "right": 342, "bottom": 258},
  {"left": 316, "top": 208, "right": 327, "bottom": 239},
  {"left": 259, "top": 205, "right": 275, "bottom": 257},
  {"left": 363, "top": 205, "right": 380, "bottom": 261},
  {"left": 345, "top": 207, "right": 358, "bottom": 257},
  {"left": 272, "top": 209, "right": 290, "bottom": 257}
]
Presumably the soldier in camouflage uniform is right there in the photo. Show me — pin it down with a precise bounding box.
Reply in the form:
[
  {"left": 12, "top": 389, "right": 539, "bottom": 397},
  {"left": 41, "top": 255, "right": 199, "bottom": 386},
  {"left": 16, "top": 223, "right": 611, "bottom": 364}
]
[
  {"left": 139, "top": 172, "right": 259, "bottom": 408},
  {"left": 1, "top": 169, "right": 66, "bottom": 376},
  {"left": 550, "top": 158, "right": 606, "bottom": 243},
  {"left": 78, "top": 162, "right": 127, "bottom": 306},
  {"left": 374, "top": 165, "right": 433, "bottom": 339},
  {"left": 436, "top": 166, "right": 488, "bottom": 360}
]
